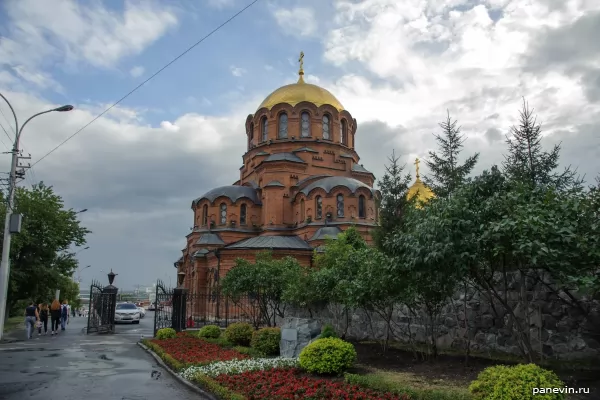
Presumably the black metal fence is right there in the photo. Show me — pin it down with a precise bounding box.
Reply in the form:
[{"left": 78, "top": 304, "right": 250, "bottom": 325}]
[
  {"left": 87, "top": 279, "right": 118, "bottom": 334},
  {"left": 152, "top": 282, "right": 269, "bottom": 336}
]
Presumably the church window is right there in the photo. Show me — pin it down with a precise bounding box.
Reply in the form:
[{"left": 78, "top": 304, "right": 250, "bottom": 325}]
[
  {"left": 322, "top": 115, "right": 330, "bottom": 140},
  {"left": 278, "top": 113, "right": 288, "bottom": 138},
  {"left": 301, "top": 112, "right": 310, "bottom": 137},
  {"left": 261, "top": 117, "right": 268, "bottom": 142},
  {"left": 240, "top": 204, "right": 247, "bottom": 225},
  {"left": 220, "top": 203, "right": 227, "bottom": 225},
  {"left": 341, "top": 119, "right": 348, "bottom": 145},
  {"left": 315, "top": 196, "right": 322, "bottom": 219},
  {"left": 358, "top": 195, "right": 365, "bottom": 218},
  {"left": 300, "top": 199, "right": 305, "bottom": 221},
  {"left": 202, "top": 204, "right": 208, "bottom": 226},
  {"left": 336, "top": 194, "right": 344, "bottom": 217}
]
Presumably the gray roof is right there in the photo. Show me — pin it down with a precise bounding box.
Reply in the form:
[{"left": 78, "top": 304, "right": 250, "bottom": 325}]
[
  {"left": 264, "top": 180, "right": 285, "bottom": 187},
  {"left": 243, "top": 180, "right": 259, "bottom": 189},
  {"left": 225, "top": 235, "right": 312, "bottom": 250},
  {"left": 255, "top": 151, "right": 270, "bottom": 156},
  {"left": 300, "top": 176, "right": 375, "bottom": 197},
  {"left": 309, "top": 226, "right": 342, "bottom": 241},
  {"left": 295, "top": 174, "right": 332, "bottom": 188},
  {"left": 340, "top": 153, "right": 354, "bottom": 159},
  {"left": 193, "top": 185, "right": 261, "bottom": 206},
  {"left": 263, "top": 152, "right": 306, "bottom": 164},
  {"left": 195, "top": 233, "right": 225, "bottom": 245},
  {"left": 352, "top": 163, "right": 372, "bottom": 174},
  {"left": 293, "top": 147, "right": 319, "bottom": 153},
  {"left": 192, "top": 248, "right": 210, "bottom": 257}
]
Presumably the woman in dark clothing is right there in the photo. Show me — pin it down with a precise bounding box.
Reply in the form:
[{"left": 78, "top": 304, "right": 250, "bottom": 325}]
[
  {"left": 24, "top": 302, "right": 39, "bottom": 340},
  {"left": 38, "top": 303, "right": 49, "bottom": 335},
  {"left": 50, "top": 300, "right": 61, "bottom": 336}
]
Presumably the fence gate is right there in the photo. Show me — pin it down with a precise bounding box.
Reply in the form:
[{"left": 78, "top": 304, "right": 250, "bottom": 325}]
[
  {"left": 86, "top": 279, "right": 118, "bottom": 334},
  {"left": 153, "top": 280, "right": 173, "bottom": 336}
]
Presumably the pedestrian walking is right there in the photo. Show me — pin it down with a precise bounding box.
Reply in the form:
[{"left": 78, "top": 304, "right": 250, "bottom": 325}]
[
  {"left": 60, "top": 300, "right": 69, "bottom": 330},
  {"left": 38, "top": 303, "right": 49, "bottom": 335},
  {"left": 50, "top": 300, "right": 61, "bottom": 336},
  {"left": 71, "top": 306, "right": 76, "bottom": 318},
  {"left": 24, "top": 301, "right": 39, "bottom": 339}
]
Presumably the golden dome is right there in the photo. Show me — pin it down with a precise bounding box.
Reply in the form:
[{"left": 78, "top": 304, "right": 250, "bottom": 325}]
[
  {"left": 257, "top": 51, "right": 344, "bottom": 112},
  {"left": 407, "top": 158, "right": 434, "bottom": 206}
]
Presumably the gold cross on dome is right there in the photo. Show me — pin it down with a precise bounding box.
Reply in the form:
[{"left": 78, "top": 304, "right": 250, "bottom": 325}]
[
  {"left": 298, "top": 51, "right": 305, "bottom": 82},
  {"left": 415, "top": 158, "right": 421, "bottom": 179}
]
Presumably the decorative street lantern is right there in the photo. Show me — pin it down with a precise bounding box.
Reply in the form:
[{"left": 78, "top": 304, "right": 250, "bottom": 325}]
[
  {"left": 107, "top": 269, "right": 117, "bottom": 285},
  {"left": 177, "top": 271, "right": 186, "bottom": 287}
]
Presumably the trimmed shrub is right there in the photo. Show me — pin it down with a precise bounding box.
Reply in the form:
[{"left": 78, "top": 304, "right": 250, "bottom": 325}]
[
  {"left": 319, "top": 323, "right": 338, "bottom": 339},
  {"left": 198, "top": 324, "right": 221, "bottom": 339},
  {"left": 156, "top": 327, "right": 177, "bottom": 340},
  {"left": 224, "top": 322, "right": 253, "bottom": 346},
  {"left": 251, "top": 327, "right": 281, "bottom": 356},
  {"left": 299, "top": 337, "right": 357, "bottom": 375},
  {"left": 469, "top": 364, "right": 566, "bottom": 400}
]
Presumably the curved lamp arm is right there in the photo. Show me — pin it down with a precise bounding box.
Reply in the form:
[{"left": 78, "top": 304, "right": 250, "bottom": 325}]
[{"left": 0, "top": 93, "right": 19, "bottom": 139}]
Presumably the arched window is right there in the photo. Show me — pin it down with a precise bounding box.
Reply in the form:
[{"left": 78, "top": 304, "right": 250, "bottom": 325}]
[
  {"left": 336, "top": 194, "right": 344, "bottom": 217},
  {"left": 315, "top": 196, "right": 322, "bottom": 219},
  {"left": 202, "top": 204, "right": 208, "bottom": 225},
  {"left": 219, "top": 203, "right": 227, "bottom": 225},
  {"left": 322, "top": 115, "right": 330, "bottom": 140},
  {"left": 278, "top": 113, "right": 288, "bottom": 138},
  {"left": 300, "top": 199, "right": 305, "bottom": 221},
  {"left": 240, "top": 204, "right": 247, "bottom": 225},
  {"left": 248, "top": 123, "right": 254, "bottom": 149},
  {"left": 358, "top": 195, "right": 365, "bottom": 218},
  {"left": 341, "top": 120, "right": 348, "bottom": 145},
  {"left": 301, "top": 112, "right": 310, "bottom": 137},
  {"left": 261, "top": 117, "right": 268, "bottom": 142}
]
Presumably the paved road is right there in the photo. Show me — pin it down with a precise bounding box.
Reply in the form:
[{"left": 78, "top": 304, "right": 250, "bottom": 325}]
[{"left": 0, "top": 312, "right": 200, "bottom": 400}]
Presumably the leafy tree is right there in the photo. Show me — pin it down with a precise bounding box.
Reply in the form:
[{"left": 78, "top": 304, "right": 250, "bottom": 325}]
[
  {"left": 503, "top": 99, "right": 579, "bottom": 190},
  {"left": 220, "top": 251, "right": 302, "bottom": 327},
  {"left": 372, "top": 150, "right": 413, "bottom": 251},
  {"left": 0, "top": 182, "right": 90, "bottom": 316},
  {"left": 423, "top": 111, "right": 479, "bottom": 198}
]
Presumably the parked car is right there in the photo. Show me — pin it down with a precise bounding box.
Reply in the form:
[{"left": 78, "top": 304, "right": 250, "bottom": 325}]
[
  {"left": 114, "top": 303, "right": 141, "bottom": 324},
  {"left": 137, "top": 306, "right": 146, "bottom": 318}
]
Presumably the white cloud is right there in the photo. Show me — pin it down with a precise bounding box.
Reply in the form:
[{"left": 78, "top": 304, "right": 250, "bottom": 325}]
[
  {"left": 130, "top": 66, "right": 145, "bottom": 78},
  {"left": 208, "top": 0, "right": 235, "bottom": 8},
  {"left": 273, "top": 7, "right": 317, "bottom": 37},
  {"left": 230, "top": 65, "right": 246, "bottom": 77}
]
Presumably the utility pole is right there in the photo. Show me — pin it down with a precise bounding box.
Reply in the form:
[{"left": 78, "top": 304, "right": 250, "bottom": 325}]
[{"left": 0, "top": 93, "right": 73, "bottom": 341}]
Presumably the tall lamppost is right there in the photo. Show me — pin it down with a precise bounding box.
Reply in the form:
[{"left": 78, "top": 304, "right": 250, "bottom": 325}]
[
  {"left": 76, "top": 265, "right": 92, "bottom": 283},
  {"left": 0, "top": 92, "right": 74, "bottom": 341}
]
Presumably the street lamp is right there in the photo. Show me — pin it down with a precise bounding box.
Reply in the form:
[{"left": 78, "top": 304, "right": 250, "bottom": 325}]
[
  {"left": 75, "top": 265, "right": 91, "bottom": 283},
  {"left": 76, "top": 209, "right": 88, "bottom": 214},
  {"left": 0, "top": 92, "right": 74, "bottom": 341},
  {"left": 76, "top": 246, "right": 90, "bottom": 255}
]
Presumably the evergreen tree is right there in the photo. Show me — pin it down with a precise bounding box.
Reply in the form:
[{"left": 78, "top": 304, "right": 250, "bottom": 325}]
[
  {"left": 423, "top": 111, "right": 479, "bottom": 198},
  {"left": 373, "top": 150, "right": 412, "bottom": 251},
  {"left": 503, "top": 99, "right": 579, "bottom": 190}
]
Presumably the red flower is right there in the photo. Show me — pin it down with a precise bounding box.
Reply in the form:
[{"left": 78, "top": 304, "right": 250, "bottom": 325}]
[{"left": 150, "top": 334, "right": 249, "bottom": 365}]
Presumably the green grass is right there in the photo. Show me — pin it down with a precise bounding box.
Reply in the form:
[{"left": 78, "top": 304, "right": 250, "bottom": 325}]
[{"left": 3, "top": 316, "right": 23, "bottom": 334}]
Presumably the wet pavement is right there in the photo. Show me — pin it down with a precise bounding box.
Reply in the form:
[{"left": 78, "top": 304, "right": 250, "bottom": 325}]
[{"left": 0, "top": 313, "right": 201, "bottom": 400}]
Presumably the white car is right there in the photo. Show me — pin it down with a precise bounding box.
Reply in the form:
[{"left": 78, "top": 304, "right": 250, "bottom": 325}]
[
  {"left": 137, "top": 307, "right": 146, "bottom": 318},
  {"left": 114, "top": 303, "right": 141, "bottom": 324}
]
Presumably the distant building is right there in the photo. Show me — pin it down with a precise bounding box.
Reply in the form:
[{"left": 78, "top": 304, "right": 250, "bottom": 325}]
[{"left": 78, "top": 288, "right": 90, "bottom": 305}]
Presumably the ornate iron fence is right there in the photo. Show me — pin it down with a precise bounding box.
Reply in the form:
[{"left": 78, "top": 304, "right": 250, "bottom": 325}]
[{"left": 86, "top": 279, "right": 118, "bottom": 334}]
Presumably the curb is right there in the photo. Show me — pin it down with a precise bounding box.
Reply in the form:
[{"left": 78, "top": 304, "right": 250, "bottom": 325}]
[{"left": 137, "top": 342, "right": 218, "bottom": 400}]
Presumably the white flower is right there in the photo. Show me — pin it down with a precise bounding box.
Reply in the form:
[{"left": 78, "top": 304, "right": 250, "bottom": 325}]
[{"left": 180, "top": 357, "right": 299, "bottom": 380}]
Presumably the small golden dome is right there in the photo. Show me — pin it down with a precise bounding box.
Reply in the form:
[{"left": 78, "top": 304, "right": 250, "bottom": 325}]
[
  {"left": 257, "top": 51, "right": 344, "bottom": 112},
  {"left": 407, "top": 158, "right": 434, "bottom": 205}
]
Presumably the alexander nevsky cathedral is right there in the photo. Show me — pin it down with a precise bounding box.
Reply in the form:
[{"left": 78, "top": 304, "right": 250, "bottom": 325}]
[{"left": 175, "top": 54, "right": 433, "bottom": 294}]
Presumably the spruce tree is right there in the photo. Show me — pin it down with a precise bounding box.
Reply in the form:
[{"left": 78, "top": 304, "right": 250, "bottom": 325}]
[
  {"left": 423, "top": 111, "right": 479, "bottom": 198},
  {"left": 503, "top": 99, "right": 579, "bottom": 190},
  {"left": 373, "top": 150, "right": 412, "bottom": 251}
]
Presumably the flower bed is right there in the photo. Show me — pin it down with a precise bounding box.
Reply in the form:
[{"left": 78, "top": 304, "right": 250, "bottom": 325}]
[
  {"left": 214, "top": 368, "right": 410, "bottom": 400},
  {"left": 150, "top": 332, "right": 250, "bottom": 366},
  {"left": 181, "top": 357, "right": 299, "bottom": 379}
]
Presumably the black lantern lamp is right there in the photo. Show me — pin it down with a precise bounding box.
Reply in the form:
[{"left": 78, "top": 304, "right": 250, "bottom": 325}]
[
  {"left": 107, "top": 269, "right": 117, "bottom": 285},
  {"left": 177, "top": 271, "right": 186, "bottom": 287}
]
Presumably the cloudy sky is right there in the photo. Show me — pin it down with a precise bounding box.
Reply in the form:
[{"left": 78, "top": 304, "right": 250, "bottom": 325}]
[{"left": 0, "top": 0, "right": 598, "bottom": 291}]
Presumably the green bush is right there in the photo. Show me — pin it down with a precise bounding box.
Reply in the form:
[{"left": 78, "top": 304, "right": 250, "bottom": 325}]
[
  {"left": 224, "top": 322, "right": 253, "bottom": 346},
  {"left": 469, "top": 364, "right": 566, "bottom": 400},
  {"left": 156, "top": 327, "right": 177, "bottom": 339},
  {"left": 319, "top": 323, "right": 338, "bottom": 339},
  {"left": 251, "top": 327, "right": 281, "bottom": 356},
  {"left": 299, "top": 337, "right": 357, "bottom": 375},
  {"left": 198, "top": 325, "right": 221, "bottom": 339}
]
